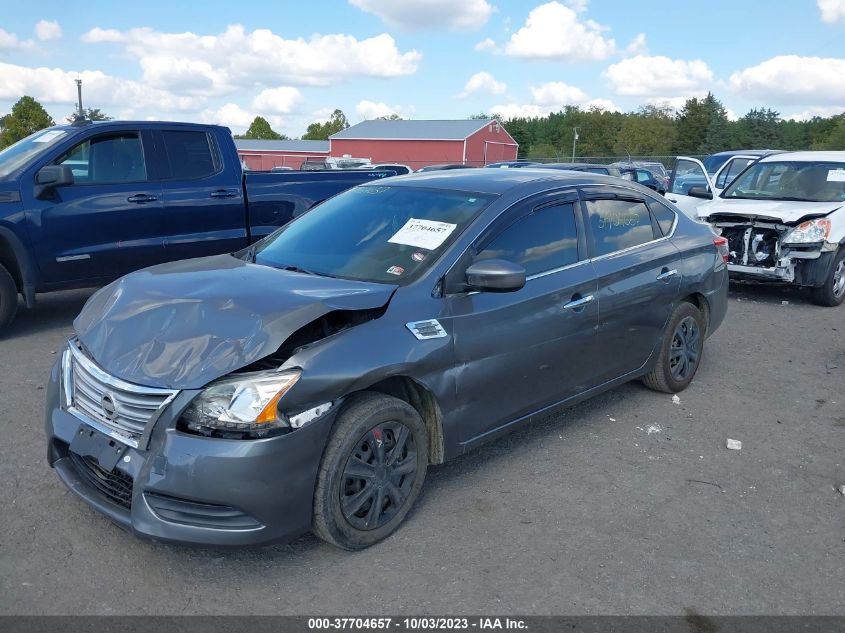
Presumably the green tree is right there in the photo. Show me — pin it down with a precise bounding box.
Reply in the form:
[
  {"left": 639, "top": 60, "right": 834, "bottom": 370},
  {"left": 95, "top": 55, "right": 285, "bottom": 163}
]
[
  {"left": 302, "top": 109, "right": 349, "bottom": 140},
  {"left": 675, "top": 93, "right": 729, "bottom": 154},
  {"left": 812, "top": 115, "right": 845, "bottom": 150},
  {"left": 236, "top": 116, "right": 287, "bottom": 140},
  {"left": 615, "top": 105, "right": 676, "bottom": 156},
  {"left": 376, "top": 113, "right": 403, "bottom": 120},
  {"left": 732, "top": 108, "right": 781, "bottom": 148},
  {"left": 0, "top": 96, "right": 55, "bottom": 148},
  {"left": 84, "top": 108, "right": 112, "bottom": 121},
  {"left": 526, "top": 142, "right": 558, "bottom": 161}
]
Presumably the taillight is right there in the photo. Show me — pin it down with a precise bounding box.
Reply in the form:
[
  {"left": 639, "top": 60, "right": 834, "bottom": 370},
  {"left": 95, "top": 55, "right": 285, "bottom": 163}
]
[{"left": 714, "top": 236, "right": 729, "bottom": 263}]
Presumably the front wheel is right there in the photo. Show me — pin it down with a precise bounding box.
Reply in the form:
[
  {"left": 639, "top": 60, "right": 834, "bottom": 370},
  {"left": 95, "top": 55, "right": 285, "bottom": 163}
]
[
  {"left": 313, "top": 392, "right": 428, "bottom": 550},
  {"left": 810, "top": 249, "right": 845, "bottom": 307},
  {"left": 642, "top": 302, "right": 706, "bottom": 393}
]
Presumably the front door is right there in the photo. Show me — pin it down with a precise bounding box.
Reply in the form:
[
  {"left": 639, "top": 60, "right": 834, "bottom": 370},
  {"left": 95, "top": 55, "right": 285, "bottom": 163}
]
[
  {"left": 449, "top": 194, "right": 600, "bottom": 444},
  {"left": 30, "top": 129, "right": 165, "bottom": 284},
  {"left": 667, "top": 156, "right": 715, "bottom": 218}
]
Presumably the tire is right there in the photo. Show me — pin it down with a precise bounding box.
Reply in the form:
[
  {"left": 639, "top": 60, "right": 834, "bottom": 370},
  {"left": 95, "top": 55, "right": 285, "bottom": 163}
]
[
  {"left": 0, "top": 263, "right": 18, "bottom": 333},
  {"left": 313, "top": 392, "right": 428, "bottom": 550},
  {"left": 810, "top": 248, "right": 845, "bottom": 307},
  {"left": 642, "top": 302, "right": 706, "bottom": 394}
]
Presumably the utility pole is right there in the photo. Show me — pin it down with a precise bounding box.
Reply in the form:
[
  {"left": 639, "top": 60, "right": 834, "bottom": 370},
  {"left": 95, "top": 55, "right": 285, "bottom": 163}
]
[
  {"left": 75, "top": 79, "right": 83, "bottom": 117},
  {"left": 571, "top": 127, "right": 579, "bottom": 162}
]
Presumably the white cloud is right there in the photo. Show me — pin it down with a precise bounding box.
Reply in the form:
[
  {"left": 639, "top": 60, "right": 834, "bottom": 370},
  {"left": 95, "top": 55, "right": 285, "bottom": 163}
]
[
  {"left": 35, "top": 20, "right": 62, "bottom": 41},
  {"left": 0, "top": 28, "right": 34, "bottom": 51},
  {"left": 355, "top": 100, "right": 412, "bottom": 121},
  {"left": 349, "top": 0, "right": 493, "bottom": 30},
  {"left": 199, "top": 103, "right": 288, "bottom": 133},
  {"left": 625, "top": 33, "right": 648, "bottom": 56},
  {"left": 474, "top": 37, "right": 498, "bottom": 53},
  {"left": 530, "top": 81, "right": 588, "bottom": 106},
  {"left": 583, "top": 98, "right": 621, "bottom": 112},
  {"left": 818, "top": 0, "right": 845, "bottom": 22},
  {"left": 490, "top": 103, "right": 551, "bottom": 119},
  {"left": 785, "top": 106, "right": 845, "bottom": 121},
  {"left": 564, "top": 0, "right": 590, "bottom": 12},
  {"left": 645, "top": 96, "right": 694, "bottom": 112},
  {"left": 729, "top": 55, "right": 845, "bottom": 104},
  {"left": 79, "top": 24, "right": 421, "bottom": 95},
  {"left": 604, "top": 55, "right": 714, "bottom": 97},
  {"left": 458, "top": 71, "right": 507, "bottom": 98},
  {"left": 251, "top": 87, "right": 304, "bottom": 114},
  {"left": 503, "top": 2, "right": 616, "bottom": 62},
  {"left": 0, "top": 62, "right": 203, "bottom": 112}
]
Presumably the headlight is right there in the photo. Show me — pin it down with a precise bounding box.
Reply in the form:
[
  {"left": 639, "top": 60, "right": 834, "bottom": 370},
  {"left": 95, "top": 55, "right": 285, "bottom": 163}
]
[
  {"left": 783, "top": 218, "right": 831, "bottom": 244},
  {"left": 181, "top": 370, "right": 301, "bottom": 438}
]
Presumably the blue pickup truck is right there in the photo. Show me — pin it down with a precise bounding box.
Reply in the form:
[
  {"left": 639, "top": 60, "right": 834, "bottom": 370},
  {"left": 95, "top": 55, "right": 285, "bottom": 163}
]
[{"left": 0, "top": 119, "right": 393, "bottom": 332}]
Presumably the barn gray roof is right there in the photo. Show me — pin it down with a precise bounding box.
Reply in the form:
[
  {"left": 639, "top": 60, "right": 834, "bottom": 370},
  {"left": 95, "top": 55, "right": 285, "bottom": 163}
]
[
  {"left": 331, "top": 119, "right": 498, "bottom": 141},
  {"left": 234, "top": 139, "right": 330, "bottom": 152}
]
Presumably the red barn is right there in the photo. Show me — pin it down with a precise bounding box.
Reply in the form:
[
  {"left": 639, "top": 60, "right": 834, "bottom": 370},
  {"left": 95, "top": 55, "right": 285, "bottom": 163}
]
[
  {"left": 234, "top": 139, "right": 330, "bottom": 171},
  {"left": 329, "top": 119, "right": 517, "bottom": 170}
]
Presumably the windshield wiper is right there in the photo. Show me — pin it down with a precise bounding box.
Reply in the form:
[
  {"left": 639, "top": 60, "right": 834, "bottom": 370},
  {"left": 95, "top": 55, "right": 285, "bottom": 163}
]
[{"left": 278, "top": 264, "right": 337, "bottom": 278}]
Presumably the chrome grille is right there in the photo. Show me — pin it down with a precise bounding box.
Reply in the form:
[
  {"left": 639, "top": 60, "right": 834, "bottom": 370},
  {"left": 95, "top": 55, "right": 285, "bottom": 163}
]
[{"left": 63, "top": 341, "right": 178, "bottom": 448}]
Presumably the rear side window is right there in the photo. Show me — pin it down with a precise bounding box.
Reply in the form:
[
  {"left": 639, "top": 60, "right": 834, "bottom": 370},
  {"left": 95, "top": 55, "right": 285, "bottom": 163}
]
[
  {"left": 647, "top": 198, "right": 677, "bottom": 236},
  {"left": 476, "top": 202, "right": 579, "bottom": 276},
  {"left": 161, "top": 130, "right": 218, "bottom": 179},
  {"left": 585, "top": 198, "right": 656, "bottom": 257},
  {"left": 57, "top": 133, "right": 146, "bottom": 184}
]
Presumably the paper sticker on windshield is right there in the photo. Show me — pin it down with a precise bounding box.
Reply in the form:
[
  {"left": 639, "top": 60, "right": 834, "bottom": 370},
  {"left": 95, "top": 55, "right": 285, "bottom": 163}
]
[
  {"left": 33, "top": 130, "right": 66, "bottom": 143},
  {"left": 388, "top": 218, "right": 457, "bottom": 250},
  {"left": 411, "top": 252, "right": 426, "bottom": 262},
  {"left": 386, "top": 265, "right": 405, "bottom": 276},
  {"left": 827, "top": 169, "right": 845, "bottom": 182}
]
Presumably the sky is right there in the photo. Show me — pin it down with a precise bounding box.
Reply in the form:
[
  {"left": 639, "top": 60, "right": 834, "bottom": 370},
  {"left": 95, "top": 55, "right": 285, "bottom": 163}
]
[{"left": 1, "top": 0, "right": 844, "bottom": 137}]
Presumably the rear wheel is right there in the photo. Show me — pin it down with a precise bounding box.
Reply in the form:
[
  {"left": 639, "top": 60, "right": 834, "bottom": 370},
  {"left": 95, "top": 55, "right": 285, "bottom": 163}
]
[
  {"left": 642, "top": 302, "right": 705, "bottom": 393},
  {"left": 810, "top": 248, "right": 845, "bottom": 307},
  {"left": 313, "top": 392, "right": 428, "bottom": 550},
  {"left": 0, "top": 263, "right": 18, "bottom": 333}
]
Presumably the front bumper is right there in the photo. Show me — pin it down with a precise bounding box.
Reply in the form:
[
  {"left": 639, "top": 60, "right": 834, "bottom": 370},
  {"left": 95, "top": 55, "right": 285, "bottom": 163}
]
[{"left": 45, "top": 356, "right": 337, "bottom": 546}]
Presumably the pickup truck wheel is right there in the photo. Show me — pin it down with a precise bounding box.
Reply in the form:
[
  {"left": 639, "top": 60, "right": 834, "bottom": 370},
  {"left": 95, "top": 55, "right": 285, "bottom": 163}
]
[
  {"left": 0, "top": 264, "right": 18, "bottom": 332},
  {"left": 641, "top": 302, "right": 705, "bottom": 393},
  {"left": 810, "top": 249, "right": 845, "bottom": 307},
  {"left": 313, "top": 392, "right": 428, "bottom": 550}
]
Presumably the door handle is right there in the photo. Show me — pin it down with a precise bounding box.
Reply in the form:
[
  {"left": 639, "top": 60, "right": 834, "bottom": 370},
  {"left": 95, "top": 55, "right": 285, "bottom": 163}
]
[
  {"left": 127, "top": 194, "right": 157, "bottom": 203},
  {"left": 563, "top": 294, "right": 594, "bottom": 311},
  {"left": 657, "top": 268, "right": 678, "bottom": 281},
  {"left": 210, "top": 190, "right": 237, "bottom": 199},
  {"left": 667, "top": 197, "right": 678, "bottom": 203}
]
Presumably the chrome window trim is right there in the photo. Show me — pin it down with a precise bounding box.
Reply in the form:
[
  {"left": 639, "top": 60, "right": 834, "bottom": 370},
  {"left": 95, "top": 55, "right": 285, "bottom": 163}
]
[
  {"left": 525, "top": 258, "right": 591, "bottom": 281},
  {"left": 63, "top": 339, "right": 179, "bottom": 449}
]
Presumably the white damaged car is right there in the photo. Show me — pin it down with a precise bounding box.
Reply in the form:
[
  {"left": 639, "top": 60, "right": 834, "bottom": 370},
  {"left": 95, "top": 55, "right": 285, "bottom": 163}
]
[{"left": 672, "top": 152, "right": 845, "bottom": 306}]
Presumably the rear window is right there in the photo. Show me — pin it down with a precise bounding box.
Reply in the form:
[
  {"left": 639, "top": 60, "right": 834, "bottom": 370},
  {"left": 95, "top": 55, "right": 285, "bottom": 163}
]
[
  {"left": 585, "top": 198, "right": 656, "bottom": 257},
  {"left": 161, "top": 130, "right": 218, "bottom": 179},
  {"left": 647, "top": 198, "right": 677, "bottom": 236}
]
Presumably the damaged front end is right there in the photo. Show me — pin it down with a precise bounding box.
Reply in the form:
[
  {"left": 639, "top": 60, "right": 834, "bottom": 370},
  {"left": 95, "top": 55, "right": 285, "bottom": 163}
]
[{"left": 710, "top": 214, "right": 838, "bottom": 286}]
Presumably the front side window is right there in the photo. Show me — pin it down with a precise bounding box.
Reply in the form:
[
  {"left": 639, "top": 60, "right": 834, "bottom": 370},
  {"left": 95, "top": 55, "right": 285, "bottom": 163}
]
[
  {"left": 585, "top": 198, "right": 656, "bottom": 257},
  {"left": 57, "top": 133, "right": 146, "bottom": 184},
  {"left": 255, "top": 185, "right": 495, "bottom": 285},
  {"left": 475, "top": 202, "right": 579, "bottom": 276},
  {"left": 670, "top": 159, "right": 708, "bottom": 195},
  {"left": 722, "top": 161, "right": 845, "bottom": 202},
  {"left": 715, "top": 158, "right": 753, "bottom": 189},
  {"left": 161, "top": 130, "right": 218, "bottom": 179}
]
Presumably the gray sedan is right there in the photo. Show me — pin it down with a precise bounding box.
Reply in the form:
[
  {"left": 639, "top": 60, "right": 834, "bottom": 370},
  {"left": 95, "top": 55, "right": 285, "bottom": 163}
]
[{"left": 45, "top": 169, "right": 729, "bottom": 549}]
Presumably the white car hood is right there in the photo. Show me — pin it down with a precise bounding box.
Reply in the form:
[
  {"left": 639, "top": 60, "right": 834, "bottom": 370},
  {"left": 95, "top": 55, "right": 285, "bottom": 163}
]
[{"left": 701, "top": 198, "right": 843, "bottom": 223}]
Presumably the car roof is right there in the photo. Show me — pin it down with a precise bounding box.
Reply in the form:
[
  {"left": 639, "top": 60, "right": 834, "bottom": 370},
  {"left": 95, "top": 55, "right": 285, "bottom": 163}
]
[
  {"left": 538, "top": 162, "right": 608, "bottom": 169},
  {"left": 709, "top": 149, "right": 779, "bottom": 158},
  {"left": 759, "top": 151, "right": 845, "bottom": 163},
  {"left": 373, "top": 167, "right": 626, "bottom": 195}
]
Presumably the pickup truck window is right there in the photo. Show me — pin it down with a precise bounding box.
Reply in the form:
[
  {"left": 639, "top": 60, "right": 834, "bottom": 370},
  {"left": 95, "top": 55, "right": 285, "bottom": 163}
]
[
  {"left": 254, "top": 185, "right": 495, "bottom": 285},
  {"left": 161, "top": 130, "right": 219, "bottom": 179},
  {"left": 57, "top": 133, "right": 146, "bottom": 184},
  {"left": 0, "top": 129, "right": 69, "bottom": 179}
]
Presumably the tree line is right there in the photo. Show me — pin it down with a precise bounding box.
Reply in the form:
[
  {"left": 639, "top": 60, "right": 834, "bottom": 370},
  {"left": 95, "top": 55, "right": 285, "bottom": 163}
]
[{"left": 2, "top": 93, "right": 844, "bottom": 156}]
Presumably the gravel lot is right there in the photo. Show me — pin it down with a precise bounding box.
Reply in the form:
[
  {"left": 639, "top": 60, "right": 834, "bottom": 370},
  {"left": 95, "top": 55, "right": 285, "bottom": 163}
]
[{"left": 0, "top": 283, "right": 842, "bottom": 615}]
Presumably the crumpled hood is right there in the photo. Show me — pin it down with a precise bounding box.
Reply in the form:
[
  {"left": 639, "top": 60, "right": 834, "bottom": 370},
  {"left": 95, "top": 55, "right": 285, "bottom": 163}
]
[
  {"left": 74, "top": 254, "right": 397, "bottom": 389},
  {"left": 701, "top": 198, "right": 843, "bottom": 223}
]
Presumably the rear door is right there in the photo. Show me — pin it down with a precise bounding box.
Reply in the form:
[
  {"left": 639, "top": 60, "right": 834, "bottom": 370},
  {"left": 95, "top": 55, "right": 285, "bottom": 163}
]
[
  {"left": 30, "top": 129, "right": 165, "bottom": 283},
  {"left": 580, "top": 188, "right": 683, "bottom": 383},
  {"left": 153, "top": 127, "right": 247, "bottom": 262},
  {"left": 449, "top": 191, "right": 600, "bottom": 443}
]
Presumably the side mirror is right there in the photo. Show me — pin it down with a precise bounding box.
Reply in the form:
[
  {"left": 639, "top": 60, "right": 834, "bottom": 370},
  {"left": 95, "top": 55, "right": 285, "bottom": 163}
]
[
  {"left": 35, "top": 165, "right": 73, "bottom": 198},
  {"left": 465, "top": 259, "right": 526, "bottom": 293},
  {"left": 687, "top": 186, "right": 713, "bottom": 200}
]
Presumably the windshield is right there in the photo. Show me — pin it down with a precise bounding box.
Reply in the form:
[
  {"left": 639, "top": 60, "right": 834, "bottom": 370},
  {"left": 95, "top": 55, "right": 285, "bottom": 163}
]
[
  {"left": 254, "top": 185, "right": 495, "bottom": 284},
  {"left": 0, "top": 128, "right": 69, "bottom": 179},
  {"left": 722, "top": 161, "right": 845, "bottom": 202}
]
